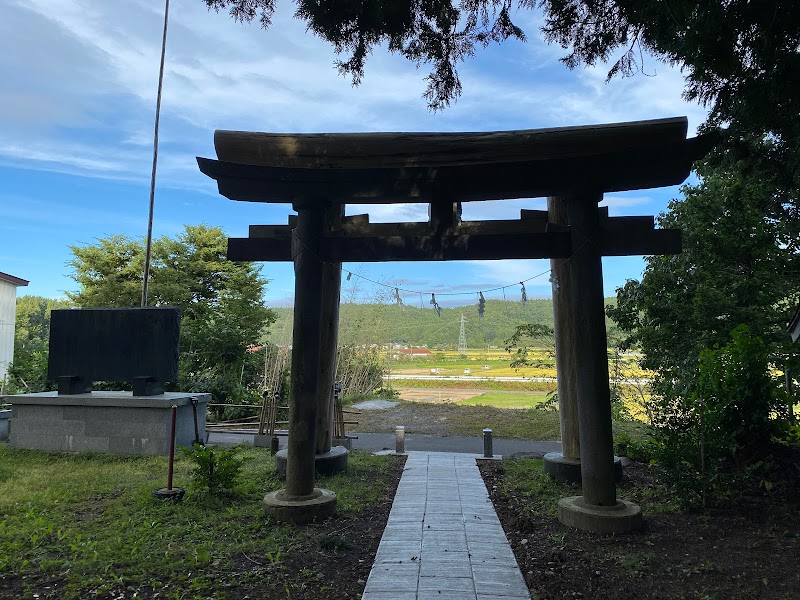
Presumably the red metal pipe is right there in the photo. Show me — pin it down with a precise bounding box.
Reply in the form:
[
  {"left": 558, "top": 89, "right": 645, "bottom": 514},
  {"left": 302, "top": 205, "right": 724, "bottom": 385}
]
[{"left": 167, "top": 405, "right": 177, "bottom": 490}]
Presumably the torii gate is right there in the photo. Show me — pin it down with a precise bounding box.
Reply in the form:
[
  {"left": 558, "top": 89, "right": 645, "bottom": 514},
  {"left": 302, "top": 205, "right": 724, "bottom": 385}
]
[{"left": 198, "top": 117, "right": 711, "bottom": 530}]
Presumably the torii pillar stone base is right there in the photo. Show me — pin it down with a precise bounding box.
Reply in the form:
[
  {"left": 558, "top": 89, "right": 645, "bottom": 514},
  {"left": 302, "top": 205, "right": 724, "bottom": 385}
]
[
  {"left": 544, "top": 452, "right": 624, "bottom": 484},
  {"left": 558, "top": 496, "right": 642, "bottom": 534},
  {"left": 275, "top": 446, "right": 349, "bottom": 478},
  {"left": 264, "top": 488, "right": 337, "bottom": 524}
]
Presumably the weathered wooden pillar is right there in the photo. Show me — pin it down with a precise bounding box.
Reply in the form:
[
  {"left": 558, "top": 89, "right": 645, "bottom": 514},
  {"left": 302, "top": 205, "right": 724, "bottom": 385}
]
[
  {"left": 543, "top": 196, "right": 581, "bottom": 482},
  {"left": 315, "top": 205, "right": 344, "bottom": 454},
  {"left": 568, "top": 195, "right": 615, "bottom": 505},
  {"left": 557, "top": 194, "right": 641, "bottom": 532},
  {"left": 286, "top": 205, "right": 325, "bottom": 497},
  {"left": 263, "top": 204, "right": 336, "bottom": 522}
]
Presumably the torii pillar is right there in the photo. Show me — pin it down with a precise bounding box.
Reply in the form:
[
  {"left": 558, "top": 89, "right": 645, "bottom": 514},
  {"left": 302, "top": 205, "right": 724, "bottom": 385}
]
[
  {"left": 556, "top": 194, "right": 641, "bottom": 533},
  {"left": 274, "top": 205, "right": 349, "bottom": 478},
  {"left": 544, "top": 196, "right": 622, "bottom": 485},
  {"left": 263, "top": 204, "right": 337, "bottom": 523}
]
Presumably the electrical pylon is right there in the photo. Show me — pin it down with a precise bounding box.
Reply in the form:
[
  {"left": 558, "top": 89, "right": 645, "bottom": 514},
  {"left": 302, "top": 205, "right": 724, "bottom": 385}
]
[{"left": 458, "top": 313, "right": 467, "bottom": 354}]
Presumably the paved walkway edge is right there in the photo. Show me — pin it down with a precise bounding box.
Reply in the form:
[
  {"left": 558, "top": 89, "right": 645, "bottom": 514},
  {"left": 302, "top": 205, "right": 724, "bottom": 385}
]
[{"left": 362, "top": 451, "right": 530, "bottom": 600}]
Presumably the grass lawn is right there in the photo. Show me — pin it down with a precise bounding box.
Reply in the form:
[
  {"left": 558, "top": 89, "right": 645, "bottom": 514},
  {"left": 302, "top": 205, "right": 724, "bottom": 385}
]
[{"left": 0, "top": 446, "right": 398, "bottom": 600}]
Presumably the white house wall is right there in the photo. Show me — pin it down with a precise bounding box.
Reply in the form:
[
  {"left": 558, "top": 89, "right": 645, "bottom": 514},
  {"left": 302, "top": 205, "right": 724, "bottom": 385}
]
[{"left": 0, "top": 281, "right": 17, "bottom": 381}]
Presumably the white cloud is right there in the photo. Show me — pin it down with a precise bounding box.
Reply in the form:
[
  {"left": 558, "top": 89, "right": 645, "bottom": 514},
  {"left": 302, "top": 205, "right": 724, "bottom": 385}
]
[{"left": 1, "top": 0, "right": 709, "bottom": 192}]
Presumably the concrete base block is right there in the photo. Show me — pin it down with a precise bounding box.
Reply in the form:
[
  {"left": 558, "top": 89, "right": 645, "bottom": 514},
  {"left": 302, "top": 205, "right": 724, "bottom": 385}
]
[
  {"left": 275, "top": 445, "right": 349, "bottom": 477},
  {"left": 332, "top": 437, "right": 353, "bottom": 450},
  {"left": 263, "top": 487, "right": 337, "bottom": 523},
  {"left": 253, "top": 434, "right": 272, "bottom": 448},
  {"left": 0, "top": 409, "right": 10, "bottom": 442},
  {"left": 3, "top": 391, "right": 208, "bottom": 455},
  {"left": 558, "top": 495, "right": 643, "bottom": 533},
  {"left": 543, "top": 452, "right": 624, "bottom": 484}
]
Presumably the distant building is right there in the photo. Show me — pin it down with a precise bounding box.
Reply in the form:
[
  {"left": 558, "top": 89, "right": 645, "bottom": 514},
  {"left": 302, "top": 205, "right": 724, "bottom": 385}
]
[
  {"left": 398, "top": 347, "right": 432, "bottom": 357},
  {"left": 0, "top": 272, "right": 29, "bottom": 382}
]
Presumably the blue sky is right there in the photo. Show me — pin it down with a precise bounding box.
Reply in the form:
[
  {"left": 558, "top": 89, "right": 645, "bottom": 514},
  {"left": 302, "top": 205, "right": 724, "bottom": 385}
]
[{"left": 1, "top": 0, "right": 708, "bottom": 308}]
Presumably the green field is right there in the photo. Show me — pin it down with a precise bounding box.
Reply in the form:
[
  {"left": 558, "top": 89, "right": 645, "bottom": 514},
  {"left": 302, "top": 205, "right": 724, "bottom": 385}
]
[
  {"left": 390, "top": 348, "right": 649, "bottom": 380},
  {"left": 457, "top": 391, "right": 550, "bottom": 409}
]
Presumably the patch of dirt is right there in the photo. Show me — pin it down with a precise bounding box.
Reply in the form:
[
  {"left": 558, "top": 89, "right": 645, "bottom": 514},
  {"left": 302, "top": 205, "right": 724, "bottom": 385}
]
[
  {"left": 397, "top": 389, "right": 483, "bottom": 403},
  {"left": 238, "top": 454, "right": 406, "bottom": 600},
  {"left": 479, "top": 452, "right": 800, "bottom": 600}
]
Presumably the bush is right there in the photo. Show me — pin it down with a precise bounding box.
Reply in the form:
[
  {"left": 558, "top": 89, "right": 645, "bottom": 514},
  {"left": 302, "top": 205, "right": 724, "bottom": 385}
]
[
  {"left": 179, "top": 444, "right": 246, "bottom": 494},
  {"left": 650, "top": 325, "right": 781, "bottom": 508}
]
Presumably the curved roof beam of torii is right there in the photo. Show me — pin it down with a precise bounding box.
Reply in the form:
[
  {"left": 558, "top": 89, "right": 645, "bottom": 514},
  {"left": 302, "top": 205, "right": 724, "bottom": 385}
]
[{"left": 197, "top": 117, "right": 715, "bottom": 205}]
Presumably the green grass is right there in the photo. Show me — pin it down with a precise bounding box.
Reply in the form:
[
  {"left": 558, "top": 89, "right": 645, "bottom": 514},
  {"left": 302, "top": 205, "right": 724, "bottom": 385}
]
[
  {"left": 458, "top": 391, "right": 550, "bottom": 409},
  {"left": 0, "top": 446, "right": 393, "bottom": 599},
  {"left": 497, "top": 458, "right": 580, "bottom": 518}
]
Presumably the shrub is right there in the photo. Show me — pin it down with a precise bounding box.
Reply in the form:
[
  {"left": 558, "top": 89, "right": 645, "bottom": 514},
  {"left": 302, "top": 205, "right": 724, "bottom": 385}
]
[
  {"left": 179, "top": 444, "right": 245, "bottom": 494},
  {"left": 650, "top": 325, "right": 781, "bottom": 508}
]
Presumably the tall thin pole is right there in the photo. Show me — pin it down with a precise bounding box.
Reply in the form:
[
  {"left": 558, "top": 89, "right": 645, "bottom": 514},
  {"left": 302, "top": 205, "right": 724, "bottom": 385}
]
[{"left": 142, "top": 0, "right": 170, "bottom": 307}]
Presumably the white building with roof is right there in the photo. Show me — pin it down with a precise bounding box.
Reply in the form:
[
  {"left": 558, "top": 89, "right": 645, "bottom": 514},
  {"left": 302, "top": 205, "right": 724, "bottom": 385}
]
[{"left": 0, "top": 272, "right": 29, "bottom": 382}]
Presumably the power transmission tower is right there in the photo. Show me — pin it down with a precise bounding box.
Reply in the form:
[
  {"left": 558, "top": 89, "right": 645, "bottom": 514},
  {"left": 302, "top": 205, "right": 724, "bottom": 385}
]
[{"left": 458, "top": 313, "right": 467, "bottom": 354}]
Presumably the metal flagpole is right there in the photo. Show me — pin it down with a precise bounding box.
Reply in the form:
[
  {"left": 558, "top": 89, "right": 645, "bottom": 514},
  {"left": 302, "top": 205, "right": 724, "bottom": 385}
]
[{"left": 142, "top": 0, "right": 170, "bottom": 307}]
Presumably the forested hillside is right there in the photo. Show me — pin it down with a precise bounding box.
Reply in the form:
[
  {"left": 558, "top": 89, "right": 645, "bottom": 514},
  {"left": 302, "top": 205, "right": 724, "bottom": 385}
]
[{"left": 267, "top": 298, "right": 618, "bottom": 349}]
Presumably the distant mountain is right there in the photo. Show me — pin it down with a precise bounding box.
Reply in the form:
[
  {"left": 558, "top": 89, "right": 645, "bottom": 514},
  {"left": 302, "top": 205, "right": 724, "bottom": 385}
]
[{"left": 266, "top": 298, "right": 618, "bottom": 349}]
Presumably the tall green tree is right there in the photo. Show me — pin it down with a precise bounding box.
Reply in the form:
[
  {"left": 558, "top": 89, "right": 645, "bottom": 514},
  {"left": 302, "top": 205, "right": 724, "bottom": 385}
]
[
  {"left": 68, "top": 225, "right": 275, "bottom": 403},
  {"left": 608, "top": 152, "right": 799, "bottom": 391},
  {"left": 6, "top": 296, "right": 71, "bottom": 393}
]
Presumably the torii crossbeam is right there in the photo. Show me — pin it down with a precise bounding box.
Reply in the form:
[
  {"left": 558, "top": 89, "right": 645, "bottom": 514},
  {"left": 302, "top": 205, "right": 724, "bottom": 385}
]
[{"left": 198, "top": 116, "right": 712, "bottom": 530}]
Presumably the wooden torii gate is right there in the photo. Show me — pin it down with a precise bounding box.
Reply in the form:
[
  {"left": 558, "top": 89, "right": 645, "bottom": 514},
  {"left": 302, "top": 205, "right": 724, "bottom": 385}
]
[{"left": 198, "top": 117, "right": 711, "bottom": 529}]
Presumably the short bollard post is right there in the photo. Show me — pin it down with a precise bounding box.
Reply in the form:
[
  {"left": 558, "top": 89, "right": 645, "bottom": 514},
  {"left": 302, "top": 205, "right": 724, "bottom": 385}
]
[
  {"left": 483, "top": 428, "right": 493, "bottom": 458},
  {"left": 270, "top": 435, "right": 279, "bottom": 455},
  {"left": 395, "top": 425, "right": 405, "bottom": 454}
]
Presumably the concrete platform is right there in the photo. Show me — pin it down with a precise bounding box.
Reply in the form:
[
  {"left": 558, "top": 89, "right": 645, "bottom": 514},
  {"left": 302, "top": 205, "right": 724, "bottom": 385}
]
[
  {"left": 362, "top": 452, "right": 530, "bottom": 600},
  {"left": 2, "top": 391, "right": 209, "bottom": 455}
]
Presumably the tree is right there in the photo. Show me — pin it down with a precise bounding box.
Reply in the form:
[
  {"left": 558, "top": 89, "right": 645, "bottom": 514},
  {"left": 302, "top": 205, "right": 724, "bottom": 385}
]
[
  {"left": 68, "top": 225, "right": 276, "bottom": 403},
  {"left": 607, "top": 153, "right": 799, "bottom": 492},
  {"left": 6, "top": 296, "right": 71, "bottom": 394},
  {"left": 607, "top": 152, "right": 799, "bottom": 398}
]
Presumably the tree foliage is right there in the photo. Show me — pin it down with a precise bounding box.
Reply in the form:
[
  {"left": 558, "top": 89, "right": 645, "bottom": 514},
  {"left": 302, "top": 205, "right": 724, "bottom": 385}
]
[
  {"left": 6, "top": 296, "right": 71, "bottom": 394},
  {"left": 268, "top": 298, "right": 591, "bottom": 348},
  {"left": 539, "top": 1, "right": 800, "bottom": 140},
  {"left": 607, "top": 151, "right": 799, "bottom": 396},
  {"left": 68, "top": 225, "right": 275, "bottom": 403},
  {"left": 203, "top": 0, "right": 800, "bottom": 138},
  {"left": 608, "top": 152, "right": 799, "bottom": 502},
  {"left": 504, "top": 323, "right": 553, "bottom": 370},
  {"left": 204, "top": 0, "right": 527, "bottom": 109},
  {"left": 651, "top": 325, "right": 782, "bottom": 508}
]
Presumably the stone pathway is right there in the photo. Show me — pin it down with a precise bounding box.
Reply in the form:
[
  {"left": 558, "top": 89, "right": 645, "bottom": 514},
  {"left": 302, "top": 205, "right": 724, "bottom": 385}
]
[{"left": 362, "top": 451, "right": 530, "bottom": 600}]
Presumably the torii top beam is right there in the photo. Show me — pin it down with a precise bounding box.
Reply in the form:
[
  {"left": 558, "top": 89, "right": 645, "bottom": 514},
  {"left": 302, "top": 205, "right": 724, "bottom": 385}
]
[{"left": 197, "top": 117, "right": 712, "bottom": 206}]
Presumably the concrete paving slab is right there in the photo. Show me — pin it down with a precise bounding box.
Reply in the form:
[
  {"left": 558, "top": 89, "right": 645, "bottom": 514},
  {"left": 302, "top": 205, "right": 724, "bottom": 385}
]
[{"left": 362, "top": 451, "right": 530, "bottom": 599}]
